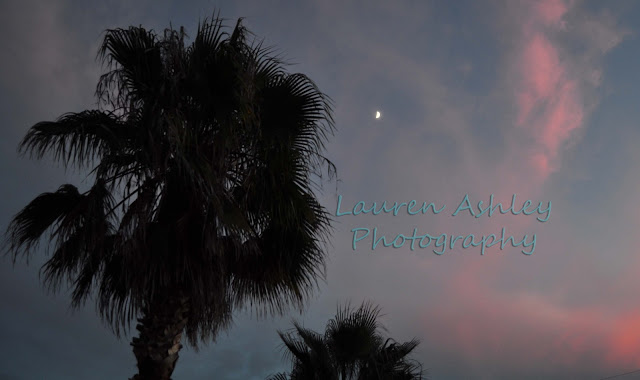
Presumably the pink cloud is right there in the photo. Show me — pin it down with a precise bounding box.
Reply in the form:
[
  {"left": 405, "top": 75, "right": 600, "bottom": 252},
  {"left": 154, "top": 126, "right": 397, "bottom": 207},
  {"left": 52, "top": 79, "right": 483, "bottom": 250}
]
[
  {"left": 534, "top": 0, "right": 569, "bottom": 27},
  {"left": 409, "top": 0, "right": 631, "bottom": 372},
  {"left": 606, "top": 312, "right": 640, "bottom": 367},
  {"left": 521, "top": 34, "right": 562, "bottom": 103},
  {"left": 514, "top": 0, "right": 583, "bottom": 179},
  {"left": 309, "top": 0, "right": 631, "bottom": 376},
  {"left": 540, "top": 82, "right": 584, "bottom": 153},
  {"left": 419, "top": 285, "right": 640, "bottom": 372}
]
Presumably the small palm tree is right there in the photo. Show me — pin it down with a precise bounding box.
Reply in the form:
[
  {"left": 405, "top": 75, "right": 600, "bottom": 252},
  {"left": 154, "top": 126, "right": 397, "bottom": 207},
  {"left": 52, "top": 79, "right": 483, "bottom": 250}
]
[
  {"left": 4, "top": 13, "right": 335, "bottom": 380},
  {"left": 268, "top": 302, "right": 425, "bottom": 380}
]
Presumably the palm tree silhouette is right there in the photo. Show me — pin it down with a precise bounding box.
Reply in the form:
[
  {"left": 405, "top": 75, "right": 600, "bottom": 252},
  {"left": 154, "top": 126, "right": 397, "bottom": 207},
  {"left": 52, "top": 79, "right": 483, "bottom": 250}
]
[
  {"left": 268, "top": 302, "right": 425, "bottom": 380},
  {"left": 4, "top": 13, "right": 335, "bottom": 380}
]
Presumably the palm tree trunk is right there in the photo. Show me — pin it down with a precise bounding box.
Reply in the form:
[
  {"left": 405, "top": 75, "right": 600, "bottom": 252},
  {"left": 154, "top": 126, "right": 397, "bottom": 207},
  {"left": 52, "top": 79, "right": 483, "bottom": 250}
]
[{"left": 129, "top": 293, "right": 190, "bottom": 380}]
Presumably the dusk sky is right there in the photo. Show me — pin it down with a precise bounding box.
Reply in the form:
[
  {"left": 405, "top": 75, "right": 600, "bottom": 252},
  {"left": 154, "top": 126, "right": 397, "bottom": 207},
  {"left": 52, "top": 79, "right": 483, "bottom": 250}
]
[{"left": 2, "top": 0, "right": 640, "bottom": 379}]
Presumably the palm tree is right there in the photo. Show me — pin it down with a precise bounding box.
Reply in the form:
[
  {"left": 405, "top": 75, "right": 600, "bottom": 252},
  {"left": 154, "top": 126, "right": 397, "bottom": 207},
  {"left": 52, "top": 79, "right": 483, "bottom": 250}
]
[
  {"left": 268, "top": 302, "right": 425, "bottom": 380},
  {"left": 4, "top": 13, "right": 335, "bottom": 380}
]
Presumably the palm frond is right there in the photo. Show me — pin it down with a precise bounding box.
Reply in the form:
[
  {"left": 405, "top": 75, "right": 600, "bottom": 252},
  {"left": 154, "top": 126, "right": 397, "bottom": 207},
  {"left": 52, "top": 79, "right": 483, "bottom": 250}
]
[
  {"left": 96, "top": 26, "right": 162, "bottom": 109},
  {"left": 266, "top": 373, "right": 289, "bottom": 380},
  {"left": 274, "top": 302, "right": 424, "bottom": 379},
  {"left": 39, "top": 179, "right": 115, "bottom": 292},
  {"left": 4, "top": 184, "right": 82, "bottom": 260},
  {"left": 18, "top": 110, "right": 129, "bottom": 168}
]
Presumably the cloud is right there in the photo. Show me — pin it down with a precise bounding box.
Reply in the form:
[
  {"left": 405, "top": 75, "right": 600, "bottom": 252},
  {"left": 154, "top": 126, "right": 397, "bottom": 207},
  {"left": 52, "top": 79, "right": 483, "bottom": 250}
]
[
  {"left": 316, "top": 0, "right": 632, "bottom": 376},
  {"left": 513, "top": 1, "right": 582, "bottom": 178},
  {"left": 508, "top": 0, "right": 629, "bottom": 180}
]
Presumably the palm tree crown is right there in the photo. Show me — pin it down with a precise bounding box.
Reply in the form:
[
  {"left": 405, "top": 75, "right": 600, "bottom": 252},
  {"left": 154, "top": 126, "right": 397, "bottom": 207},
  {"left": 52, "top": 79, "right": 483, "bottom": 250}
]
[
  {"left": 4, "top": 14, "right": 335, "bottom": 379},
  {"left": 269, "top": 302, "right": 425, "bottom": 380}
]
